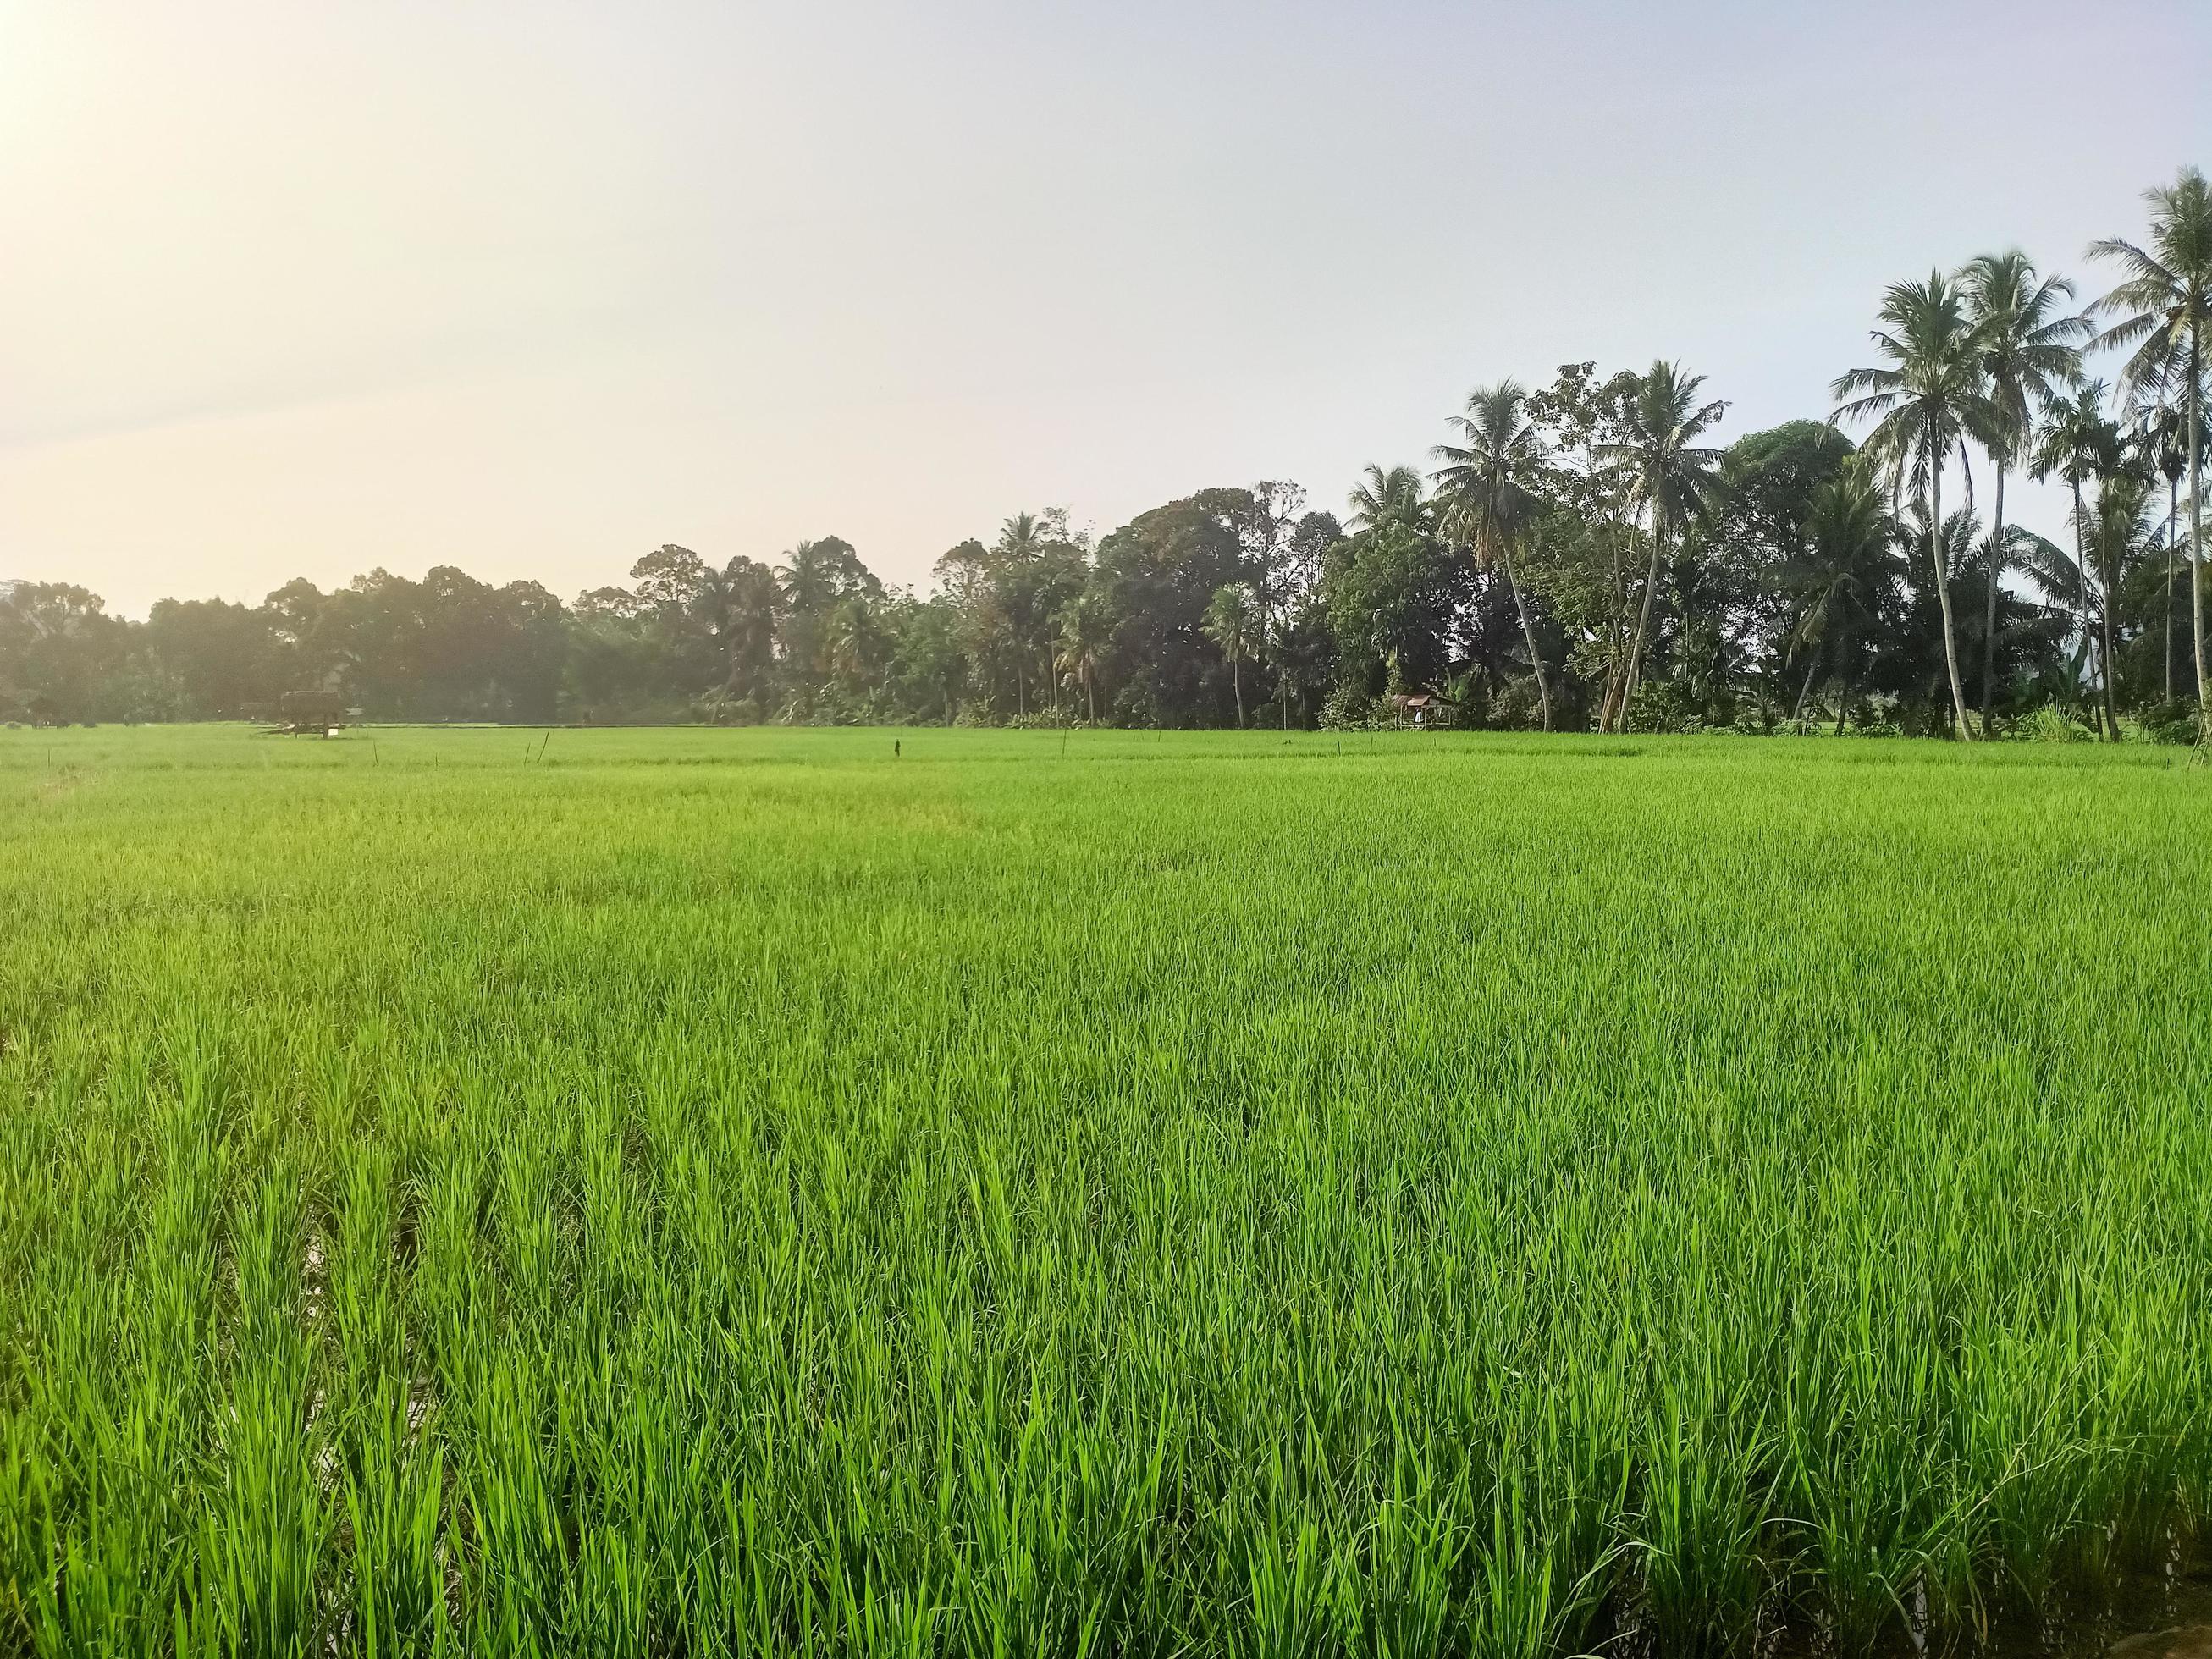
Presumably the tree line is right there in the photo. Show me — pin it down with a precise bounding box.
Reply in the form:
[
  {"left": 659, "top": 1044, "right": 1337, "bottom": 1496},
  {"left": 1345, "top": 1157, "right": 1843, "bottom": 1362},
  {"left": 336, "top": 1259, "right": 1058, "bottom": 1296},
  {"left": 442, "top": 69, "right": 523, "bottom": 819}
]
[{"left": 7, "top": 168, "right": 2207, "bottom": 741}]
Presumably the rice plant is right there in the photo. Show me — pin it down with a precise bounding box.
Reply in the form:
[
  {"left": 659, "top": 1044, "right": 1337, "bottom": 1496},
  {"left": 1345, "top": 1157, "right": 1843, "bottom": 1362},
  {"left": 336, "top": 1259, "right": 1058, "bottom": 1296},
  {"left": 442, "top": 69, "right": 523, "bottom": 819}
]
[{"left": 1, "top": 725, "right": 2207, "bottom": 1656}]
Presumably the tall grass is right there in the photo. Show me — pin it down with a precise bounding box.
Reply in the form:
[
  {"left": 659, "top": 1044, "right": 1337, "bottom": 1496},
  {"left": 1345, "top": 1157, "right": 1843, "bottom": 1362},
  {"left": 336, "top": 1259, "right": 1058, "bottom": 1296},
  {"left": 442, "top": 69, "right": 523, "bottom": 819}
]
[{"left": 2, "top": 725, "right": 2208, "bottom": 1656}]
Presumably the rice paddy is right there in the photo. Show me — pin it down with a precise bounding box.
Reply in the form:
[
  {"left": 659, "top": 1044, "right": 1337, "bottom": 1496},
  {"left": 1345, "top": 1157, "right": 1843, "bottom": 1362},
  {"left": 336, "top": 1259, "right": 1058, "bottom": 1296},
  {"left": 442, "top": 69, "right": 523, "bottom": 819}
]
[{"left": 3, "top": 724, "right": 2209, "bottom": 1658}]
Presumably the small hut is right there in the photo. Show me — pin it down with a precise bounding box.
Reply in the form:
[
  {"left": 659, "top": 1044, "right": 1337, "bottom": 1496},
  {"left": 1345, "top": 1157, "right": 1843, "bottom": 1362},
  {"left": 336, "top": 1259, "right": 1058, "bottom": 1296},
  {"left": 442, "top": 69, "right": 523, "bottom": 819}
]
[
  {"left": 273, "top": 690, "right": 347, "bottom": 735},
  {"left": 1390, "top": 690, "right": 1459, "bottom": 730}
]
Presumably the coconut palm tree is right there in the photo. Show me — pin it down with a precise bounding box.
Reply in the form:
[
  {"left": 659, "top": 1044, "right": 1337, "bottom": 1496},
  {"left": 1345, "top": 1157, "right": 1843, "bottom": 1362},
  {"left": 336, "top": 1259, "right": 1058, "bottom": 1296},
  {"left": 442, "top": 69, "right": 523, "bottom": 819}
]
[
  {"left": 700, "top": 554, "right": 783, "bottom": 702},
  {"left": 2086, "top": 467, "right": 2159, "bottom": 726},
  {"left": 1833, "top": 271, "right": 1992, "bottom": 740},
  {"left": 992, "top": 513, "right": 1050, "bottom": 716},
  {"left": 2092, "top": 167, "right": 2212, "bottom": 741},
  {"left": 1201, "top": 584, "right": 1256, "bottom": 727},
  {"left": 1346, "top": 465, "right": 1429, "bottom": 534},
  {"left": 2031, "top": 382, "right": 2123, "bottom": 735},
  {"left": 1431, "top": 380, "right": 1553, "bottom": 730},
  {"left": 1593, "top": 361, "right": 1728, "bottom": 732},
  {"left": 1961, "top": 251, "right": 2093, "bottom": 725},
  {"left": 2134, "top": 394, "right": 2208, "bottom": 700},
  {"left": 1054, "top": 595, "right": 1112, "bottom": 724},
  {"left": 1784, "top": 458, "right": 1901, "bottom": 730},
  {"left": 826, "top": 595, "right": 886, "bottom": 697}
]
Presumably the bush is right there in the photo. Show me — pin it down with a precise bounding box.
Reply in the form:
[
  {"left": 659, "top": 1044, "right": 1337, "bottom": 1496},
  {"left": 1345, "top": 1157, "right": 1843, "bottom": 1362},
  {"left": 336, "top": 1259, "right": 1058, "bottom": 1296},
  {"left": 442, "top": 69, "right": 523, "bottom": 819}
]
[
  {"left": 1319, "top": 686, "right": 1382, "bottom": 730},
  {"left": 1111, "top": 679, "right": 1165, "bottom": 730},
  {"left": 1621, "top": 679, "right": 1696, "bottom": 735},
  {"left": 2006, "top": 703, "right": 2096, "bottom": 743},
  {"left": 1729, "top": 705, "right": 1779, "bottom": 736},
  {"left": 2130, "top": 699, "right": 2200, "bottom": 746}
]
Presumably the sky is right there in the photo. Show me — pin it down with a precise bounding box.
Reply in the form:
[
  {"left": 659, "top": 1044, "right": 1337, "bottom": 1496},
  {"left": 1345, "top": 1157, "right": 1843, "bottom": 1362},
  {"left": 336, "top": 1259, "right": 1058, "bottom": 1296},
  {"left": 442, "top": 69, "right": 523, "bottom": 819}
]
[{"left": 3, "top": 0, "right": 2209, "bottom": 619}]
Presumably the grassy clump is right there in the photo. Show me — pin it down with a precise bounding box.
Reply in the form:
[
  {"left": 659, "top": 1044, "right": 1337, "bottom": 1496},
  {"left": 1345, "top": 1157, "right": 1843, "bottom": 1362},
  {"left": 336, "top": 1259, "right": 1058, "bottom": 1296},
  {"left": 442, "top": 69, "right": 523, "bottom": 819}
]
[{"left": 1, "top": 725, "right": 2208, "bottom": 1656}]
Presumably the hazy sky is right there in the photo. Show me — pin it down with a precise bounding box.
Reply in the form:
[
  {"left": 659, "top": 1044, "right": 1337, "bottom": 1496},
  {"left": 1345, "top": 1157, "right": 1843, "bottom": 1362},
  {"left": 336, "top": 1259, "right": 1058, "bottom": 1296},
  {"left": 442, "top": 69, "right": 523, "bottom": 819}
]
[{"left": 5, "top": 0, "right": 2209, "bottom": 617}]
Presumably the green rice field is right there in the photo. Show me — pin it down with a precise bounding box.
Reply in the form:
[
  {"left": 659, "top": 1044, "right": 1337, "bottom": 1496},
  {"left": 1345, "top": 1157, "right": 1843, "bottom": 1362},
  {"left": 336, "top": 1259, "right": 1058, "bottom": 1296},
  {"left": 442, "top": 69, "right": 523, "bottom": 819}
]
[{"left": 3, "top": 725, "right": 2209, "bottom": 1657}]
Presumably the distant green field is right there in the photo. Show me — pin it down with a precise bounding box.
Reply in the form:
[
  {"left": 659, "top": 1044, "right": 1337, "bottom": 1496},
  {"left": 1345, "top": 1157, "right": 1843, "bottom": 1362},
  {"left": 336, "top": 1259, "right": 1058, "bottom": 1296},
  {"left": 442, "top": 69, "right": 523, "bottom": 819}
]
[{"left": 3, "top": 725, "right": 2209, "bottom": 1656}]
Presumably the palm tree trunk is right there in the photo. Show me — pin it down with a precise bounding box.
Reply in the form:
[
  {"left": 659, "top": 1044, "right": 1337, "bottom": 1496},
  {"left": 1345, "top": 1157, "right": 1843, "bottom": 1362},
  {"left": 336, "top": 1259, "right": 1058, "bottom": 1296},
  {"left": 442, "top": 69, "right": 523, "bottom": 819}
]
[
  {"left": 1601, "top": 521, "right": 1628, "bottom": 732},
  {"left": 1085, "top": 666, "right": 1095, "bottom": 725},
  {"left": 1499, "top": 546, "right": 1552, "bottom": 731},
  {"left": 2071, "top": 481, "right": 2114, "bottom": 741},
  {"left": 2165, "top": 476, "right": 2179, "bottom": 703},
  {"left": 2098, "top": 548, "right": 2121, "bottom": 741},
  {"left": 2192, "top": 354, "right": 2208, "bottom": 744},
  {"left": 1232, "top": 654, "right": 1244, "bottom": 728},
  {"left": 1619, "top": 508, "right": 1667, "bottom": 734},
  {"left": 1983, "top": 460, "right": 2005, "bottom": 725},
  {"left": 1834, "top": 670, "right": 1851, "bottom": 737},
  {"left": 1928, "top": 459, "right": 1973, "bottom": 741},
  {"left": 1794, "top": 649, "right": 1820, "bottom": 729}
]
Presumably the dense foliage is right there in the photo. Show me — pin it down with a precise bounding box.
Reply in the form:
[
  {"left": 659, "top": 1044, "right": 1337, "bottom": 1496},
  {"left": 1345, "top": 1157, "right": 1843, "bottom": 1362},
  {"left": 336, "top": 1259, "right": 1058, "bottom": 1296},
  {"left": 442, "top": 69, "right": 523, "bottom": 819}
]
[
  {"left": 6, "top": 169, "right": 2209, "bottom": 741},
  {"left": 3, "top": 725, "right": 2208, "bottom": 1656}
]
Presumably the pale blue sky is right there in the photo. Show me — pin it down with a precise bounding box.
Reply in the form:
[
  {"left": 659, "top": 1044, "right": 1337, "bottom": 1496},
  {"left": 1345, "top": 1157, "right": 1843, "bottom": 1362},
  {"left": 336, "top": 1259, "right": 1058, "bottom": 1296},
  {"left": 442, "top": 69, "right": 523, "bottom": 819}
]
[{"left": 3, "top": 0, "right": 2207, "bottom": 615}]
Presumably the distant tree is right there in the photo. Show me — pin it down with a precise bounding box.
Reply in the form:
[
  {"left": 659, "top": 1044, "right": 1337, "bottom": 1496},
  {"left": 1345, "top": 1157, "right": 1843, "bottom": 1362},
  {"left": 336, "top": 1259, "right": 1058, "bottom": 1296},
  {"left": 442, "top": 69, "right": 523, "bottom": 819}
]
[
  {"left": 1056, "top": 594, "right": 1113, "bottom": 723},
  {"left": 1264, "top": 599, "right": 1335, "bottom": 729},
  {"left": 884, "top": 595, "right": 968, "bottom": 723},
  {"left": 1285, "top": 511, "right": 1346, "bottom": 604},
  {"left": 1833, "top": 274, "right": 1989, "bottom": 740},
  {"left": 1322, "top": 510, "right": 1468, "bottom": 703},
  {"left": 778, "top": 537, "right": 880, "bottom": 690},
  {"left": 1598, "top": 361, "right": 1728, "bottom": 732},
  {"left": 0, "top": 582, "right": 130, "bottom": 722},
  {"left": 1523, "top": 363, "right": 1642, "bottom": 719},
  {"left": 143, "top": 597, "right": 284, "bottom": 718},
  {"left": 2084, "top": 463, "right": 2160, "bottom": 726},
  {"left": 1345, "top": 465, "right": 1429, "bottom": 535},
  {"left": 2092, "top": 167, "right": 2212, "bottom": 740},
  {"left": 1961, "top": 251, "right": 2093, "bottom": 725},
  {"left": 1784, "top": 459, "right": 1902, "bottom": 728},
  {"left": 1201, "top": 585, "right": 1257, "bottom": 727},
  {"left": 2132, "top": 395, "right": 2207, "bottom": 700},
  {"left": 1229, "top": 482, "right": 1310, "bottom": 632},
  {"left": 1431, "top": 381, "right": 1553, "bottom": 729},
  {"left": 703, "top": 556, "right": 784, "bottom": 705},
  {"left": 1089, "top": 493, "right": 1250, "bottom": 726},
  {"left": 2032, "top": 382, "right": 2125, "bottom": 735}
]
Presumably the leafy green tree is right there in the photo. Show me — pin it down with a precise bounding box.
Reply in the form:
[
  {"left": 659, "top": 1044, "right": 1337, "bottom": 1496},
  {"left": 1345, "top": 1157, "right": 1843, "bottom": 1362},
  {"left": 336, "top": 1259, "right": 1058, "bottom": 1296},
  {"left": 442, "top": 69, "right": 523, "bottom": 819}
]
[
  {"left": 777, "top": 537, "right": 880, "bottom": 692},
  {"left": 2083, "top": 463, "right": 2159, "bottom": 721},
  {"left": 1525, "top": 363, "right": 1641, "bottom": 716},
  {"left": 882, "top": 595, "right": 968, "bottom": 723},
  {"left": 989, "top": 512, "right": 1088, "bottom": 717},
  {"left": 1431, "top": 381, "right": 1553, "bottom": 729},
  {"left": 1833, "top": 273, "right": 1991, "bottom": 740},
  {"left": 1201, "top": 585, "right": 1257, "bottom": 727},
  {"left": 1263, "top": 600, "right": 1335, "bottom": 729},
  {"left": 1784, "top": 459, "right": 1902, "bottom": 729},
  {"left": 2031, "top": 382, "right": 2124, "bottom": 735},
  {"left": 1961, "top": 251, "right": 2092, "bottom": 723},
  {"left": 2092, "top": 167, "right": 2212, "bottom": 739},
  {"left": 1597, "top": 361, "right": 1728, "bottom": 732},
  {"left": 1322, "top": 515, "right": 1468, "bottom": 703},
  {"left": 1345, "top": 465, "right": 1429, "bottom": 534},
  {"left": 827, "top": 594, "right": 888, "bottom": 698},
  {"left": 143, "top": 598, "right": 285, "bottom": 719},
  {"left": 0, "top": 582, "right": 130, "bottom": 722},
  {"left": 1089, "top": 492, "right": 1250, "bottom": 726},
  {"left": 1055, "top": 594, "right": 1113, "bottom": 724},
  {"left": 1691, "top": 422, "right": 1856, "bottom": 716},
  {"left": 702, "top": 556, "right": 784, "bottom": 706},
  {"left": 2132, "top": 394, "right": 2208, "bottom": 700}
]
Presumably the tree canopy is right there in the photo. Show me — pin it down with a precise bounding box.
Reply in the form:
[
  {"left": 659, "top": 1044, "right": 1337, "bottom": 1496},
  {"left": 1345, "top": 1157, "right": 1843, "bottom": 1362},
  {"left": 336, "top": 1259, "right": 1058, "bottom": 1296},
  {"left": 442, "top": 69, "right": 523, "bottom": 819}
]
[{"left": 7, "top": 168, "right": 2207, "bottom": 741}]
